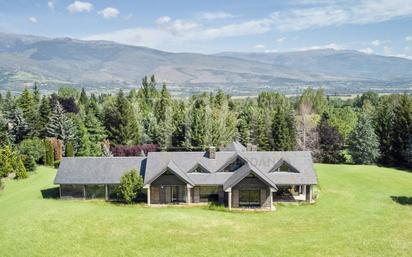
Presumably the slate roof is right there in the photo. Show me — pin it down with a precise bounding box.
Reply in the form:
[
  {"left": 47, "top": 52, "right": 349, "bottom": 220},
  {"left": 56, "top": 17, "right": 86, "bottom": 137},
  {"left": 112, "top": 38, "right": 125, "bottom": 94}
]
[
  {"left": 54, "top": 157, "right": 146, "bottom": 184},
  {"left": 55, "top": 143, "right": 317, "bottom": 188},
  {"left": 221, "top": 141, "right": 246, "bottom": 152}
]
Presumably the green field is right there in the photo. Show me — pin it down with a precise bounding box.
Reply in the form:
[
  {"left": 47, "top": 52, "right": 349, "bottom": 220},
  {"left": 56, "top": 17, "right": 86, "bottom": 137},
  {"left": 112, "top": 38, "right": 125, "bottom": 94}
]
[{"left": 0, "top": 165, "right": 411, "bottom": 257}]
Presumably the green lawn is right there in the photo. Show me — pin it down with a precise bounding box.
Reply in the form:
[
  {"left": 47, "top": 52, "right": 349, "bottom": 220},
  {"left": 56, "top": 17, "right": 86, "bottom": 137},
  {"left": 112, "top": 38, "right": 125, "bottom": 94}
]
[{"left": 0, "top": 165, "right": 411, "bottom": 257}]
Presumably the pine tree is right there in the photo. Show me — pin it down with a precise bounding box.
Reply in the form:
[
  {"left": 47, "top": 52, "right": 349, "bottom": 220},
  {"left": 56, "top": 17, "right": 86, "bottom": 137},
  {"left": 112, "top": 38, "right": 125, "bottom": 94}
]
[
  {"left": 8, "top": 108, "right": 29, "bottom": 144},
  {"left": 0, "top": 145, "right": 16, "bottom": 177},
  {"left": 33, "top": 82, "right": 41, "bottom": 104},
  {"left": 103, "top": 90, "right": 139, "bottom": 145},
  {"left": 271, "top": 105, "right": 297, "bottom": 151},
  {"left": 391, "top": 94, "right": 412, "bottom": 166},
  {"left": 348, "top": 113, "right": 380, "bottom": 164},
  {"left": 35, "top": 96, "right": 52, "bottom": 137},
  {"left": 15, "top": 157, "right": 28, "bottom": 179},
  {"left": 317, "top": 112, "right": 344, "bottom": 163},
  {"left": 375, "top": 97, "right": 396, "bottom": 165},
  {"left": 46, "top": 102, "right": 77, "bottom": 143},
  {"left": 79, "top": 88, "right": 88, "bottom": 107}
]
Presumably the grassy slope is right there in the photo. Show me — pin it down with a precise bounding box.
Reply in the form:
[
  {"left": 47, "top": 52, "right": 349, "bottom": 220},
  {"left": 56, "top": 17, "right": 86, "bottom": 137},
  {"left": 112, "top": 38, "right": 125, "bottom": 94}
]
[{"left": 0, "top": 165, "right": 411, "bottom": 257}]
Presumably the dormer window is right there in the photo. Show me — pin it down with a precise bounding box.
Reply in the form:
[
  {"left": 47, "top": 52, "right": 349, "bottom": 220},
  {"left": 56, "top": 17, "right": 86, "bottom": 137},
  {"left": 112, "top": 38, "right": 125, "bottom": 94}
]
[
  {"left": 191, "top": 165, "right": 209, "bottom": 173},
  {"left": 278, "top": 163, "right": 289, "bottom": 172},
  {"left": 221, "top": 157, "right": 245, "bottom": 172},
  {"left": 271, "top": 160, "right": 299, "bottom": 173}
]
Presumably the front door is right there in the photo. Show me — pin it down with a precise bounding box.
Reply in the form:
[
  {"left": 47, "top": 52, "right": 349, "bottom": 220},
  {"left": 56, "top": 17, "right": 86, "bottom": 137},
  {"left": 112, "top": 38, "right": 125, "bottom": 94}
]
[
  {"left": 239, "top": 189, "right": 260, "bottom": 207},
  {"left": 164, "top": 186, "right": 185, "bottom": 203}
]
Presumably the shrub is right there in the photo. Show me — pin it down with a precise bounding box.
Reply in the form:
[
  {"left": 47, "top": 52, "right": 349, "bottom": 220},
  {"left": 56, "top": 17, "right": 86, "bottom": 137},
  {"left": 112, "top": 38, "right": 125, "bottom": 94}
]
[
  {"left": 0, "top": 145, "right": 16, "bottom": 178},
  {"left": 15, "top": 158, "right": 28, "bottom": 179},
  {"left": 18, "top": 138, "right": 45, "bottom": 171},
  {"left": 44, "top": 140, "right": 54, "bottom": 166},
  {"left": 111, "top": 144, "right": 158, "bottom": 157},
  {"left": 117, "top": 169, "right": 144, "bottom": 203},
  {"left": 66, "top": 142, "right": 74, "bottom": 157},
  {"left": 54, "top": 160, "right": 61, "bottom": 168}
]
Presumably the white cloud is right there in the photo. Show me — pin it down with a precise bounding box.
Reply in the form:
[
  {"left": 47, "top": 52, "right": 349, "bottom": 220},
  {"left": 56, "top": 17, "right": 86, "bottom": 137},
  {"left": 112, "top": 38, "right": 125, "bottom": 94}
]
[
  {"left": 371, "top": 40, "right": 380, "bottom": 46},
  {"left": 254, "top": 44, "right": 265, "bottom": 49},
  {"left": 360, "top": 47, "right": 374, "bottom": 54},
  {"left": 124, "top": 14, "right": 133, "bottom": 20},
  {"left": 299, "top": 43, "right": 343, "bottom": 51},
  {"left": 383, "top": 46, "right": 392, "bottom": 55},
  {"left": 67, "top": 1, "right": 93, "bottom": 13},
  {"left": 276, "top": 37, "right": 286, "bottom": 43},
  {"left": 98, "top": 7, "right": 119, "bottom": 19},
  {"left": 199, "top": 11, "right": 234, "bottom": 20},
  {"left": 48, "top": 1, "right": 54, "bottom": 11},
  {"left": 28, "top": 17, "right": 38, "bottom": 23},
  {"left": 406, "top": 36, "right": 412, "bottom": 41},
  {"left": 156, "top": 16, "right": 171, "bottom": 24}
]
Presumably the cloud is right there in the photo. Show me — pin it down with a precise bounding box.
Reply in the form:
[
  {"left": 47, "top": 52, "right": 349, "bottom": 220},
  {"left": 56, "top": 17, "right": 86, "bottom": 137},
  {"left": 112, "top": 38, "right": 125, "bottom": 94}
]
[
  {"left": 48, "top": 1, "right": 54, "bottom": 10},
  {"left": 371, "top": 40, "right": 380, "bottom": 46},
  {"left": 383, "top": 46, "right": 392, "bottom": 55},
  {"left": 67, "top": 1, "right": 93, "bottom": 13},
  {"left": 254, "top": 44, "right": 265, "bottom": 49},
  {"left": 156, "top": 16, "right": 171, "bottom": 24},
  {"left": 299, "top": 43, "right": 343, "bottom": 51},
  {"left": 406, "top": 36, "right": 412, "bottom": 41},
  {"left": 98, "top": 7, "right": 119, "bottom": 19},
  {"left": 199, "top": 11, "right": 234, "bottom": 20},
  {"left": 276, "top": 37, "right": 286, "bottom": 43},
  {"left": 84, "top": 1, "right": 412, "bottom": 52},
  {"left": 28, "top": 17, "right": 38, "bottom": 23},
  {"left": 360, "top": 47, "right": 374, "bottom": 54}
]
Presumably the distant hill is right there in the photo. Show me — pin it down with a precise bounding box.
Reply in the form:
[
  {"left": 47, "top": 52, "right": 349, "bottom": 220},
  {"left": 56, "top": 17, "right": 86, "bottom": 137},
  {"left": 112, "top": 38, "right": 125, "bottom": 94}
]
[{"left": 1, "top": 33, "right": 412, "bottom": 95}]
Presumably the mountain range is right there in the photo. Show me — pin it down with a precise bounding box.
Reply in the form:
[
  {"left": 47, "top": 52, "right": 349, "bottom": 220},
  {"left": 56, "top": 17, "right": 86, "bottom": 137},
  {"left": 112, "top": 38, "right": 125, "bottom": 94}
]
[{"left": 1, "top": 33, "right": 412, "bottom": 96}]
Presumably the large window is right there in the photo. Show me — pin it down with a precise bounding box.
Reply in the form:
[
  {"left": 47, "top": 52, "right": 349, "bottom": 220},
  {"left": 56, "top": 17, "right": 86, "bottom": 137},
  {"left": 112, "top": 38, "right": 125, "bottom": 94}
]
[
  {"left": 60, "top": 184, "right": 84, "bottom": 198},
  {"left": 239, "top": 189, "right": 260, "bottom": 207},
  {"left": 199, "top": 186, "right": 219, "bottom": 202},
  {"left": 108, "top": 184, "right": 120, "bottom": 200},
  {"left": 85, "top": 185, "right": 105, "bottom": 199}
]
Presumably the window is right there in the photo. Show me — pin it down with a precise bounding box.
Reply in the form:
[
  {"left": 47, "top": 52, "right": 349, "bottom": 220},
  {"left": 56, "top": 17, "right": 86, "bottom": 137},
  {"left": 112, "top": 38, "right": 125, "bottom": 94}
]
[
  {"left": 278, "top": 163, "right": 289, "bottom": 172},
  {"left": 190, "top": 165, "right": 209, "bottom": 173},
  {"left": 60, "top": 184, "right": 83, "bottom": 198},
  {"left": 199, "top": 186, "right": 219, "bottom": 202},
  {"left": 222, "top": 157, "right": 245, "bottom": 172},
  {"left": 85, "top": 185, "right": 105, "bottom": 199},
  {"left": 239, "top": 190, "right": 260, "bottom": 206}
]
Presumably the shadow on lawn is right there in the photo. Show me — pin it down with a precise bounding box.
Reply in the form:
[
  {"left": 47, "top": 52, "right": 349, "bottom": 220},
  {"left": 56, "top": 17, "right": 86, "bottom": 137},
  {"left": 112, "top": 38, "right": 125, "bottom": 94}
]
[
  {"left": 41, "top": 187, "right": 59, "bottom": 199},
  {"left": 391, "top": 196, "right": 412, "bottom": 205}
]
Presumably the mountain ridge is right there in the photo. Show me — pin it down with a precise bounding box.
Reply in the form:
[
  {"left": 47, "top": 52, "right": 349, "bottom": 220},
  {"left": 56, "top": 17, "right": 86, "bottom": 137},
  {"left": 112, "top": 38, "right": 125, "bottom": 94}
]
[{"left": 0, "top": 33, "right": 411, "bottom": 95}]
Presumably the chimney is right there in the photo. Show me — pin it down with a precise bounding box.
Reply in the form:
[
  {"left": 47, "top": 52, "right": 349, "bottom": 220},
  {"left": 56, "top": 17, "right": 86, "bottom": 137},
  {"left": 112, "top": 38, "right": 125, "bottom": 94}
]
[
  {"left": 251, "top": 145, "right": 258, "bottom": 151},
  {"left": 208, "top": 146, "right": 216, "bottom": 159},
  {"left": 246, "top": 143, "right": 253, "bottom": 151}
]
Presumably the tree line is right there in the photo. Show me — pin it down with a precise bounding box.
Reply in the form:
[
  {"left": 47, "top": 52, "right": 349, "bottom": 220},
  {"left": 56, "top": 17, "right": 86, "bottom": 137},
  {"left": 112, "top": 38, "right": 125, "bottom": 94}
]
[{"left": 0, "top": 75, "right": 411, "bottom": 183}]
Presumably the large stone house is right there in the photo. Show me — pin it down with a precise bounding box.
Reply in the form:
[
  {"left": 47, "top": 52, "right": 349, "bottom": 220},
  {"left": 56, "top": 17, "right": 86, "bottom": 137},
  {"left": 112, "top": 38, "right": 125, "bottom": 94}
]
[{"left": 54, "top": 142, "right": 317, "bottom": 210}]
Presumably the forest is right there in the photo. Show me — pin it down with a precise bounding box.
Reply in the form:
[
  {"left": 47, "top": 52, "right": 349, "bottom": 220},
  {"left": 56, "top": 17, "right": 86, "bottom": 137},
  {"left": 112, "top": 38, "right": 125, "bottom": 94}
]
[{"left": 0, "top": 75, "right": 411, "bottom": 181}]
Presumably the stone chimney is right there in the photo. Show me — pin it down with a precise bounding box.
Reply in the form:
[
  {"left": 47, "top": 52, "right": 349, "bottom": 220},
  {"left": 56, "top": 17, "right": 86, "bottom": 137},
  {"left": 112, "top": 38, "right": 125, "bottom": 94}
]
[
  {"left": 246, "top": 143, "right": 253, "bottom": 151},
  {"left": 208, "top": 146, "right": 216, "bottom": 159},
  {"left": 251, "top": 145, "right": 258, "bottom": 151}
]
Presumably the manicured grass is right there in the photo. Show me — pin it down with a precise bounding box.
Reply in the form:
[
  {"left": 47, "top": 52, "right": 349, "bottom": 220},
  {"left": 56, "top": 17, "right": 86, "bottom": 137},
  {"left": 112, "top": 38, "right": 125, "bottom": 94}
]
[{"left": 0, "top": 165, "right": 411, "bottom": 257}]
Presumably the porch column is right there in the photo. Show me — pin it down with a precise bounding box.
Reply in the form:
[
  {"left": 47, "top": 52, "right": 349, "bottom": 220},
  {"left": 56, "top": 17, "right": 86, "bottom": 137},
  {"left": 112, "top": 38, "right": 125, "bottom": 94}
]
[
  {"left": 228, "top": 189, "right": 232, "bottom": 210},
  {"left": 309, "top": 185, "right": 313, "bottom": 203},
  {"left": 270, "top": 189, "right": 274, "bottom": 211},
  {"left": 147, "top": 184, "right": 151, "bottom": 206},
  {"left": 105, "top": 185, "right": 108, "bottom": 201},
  {"left": 59, "top": 186, "right": 62, "bottom": 198},
  {"left": 186, "top": 185, "right": 191, "bottom": 204},
  {"left": 83, "top": 185, "right": 86, "bottom": 200}
]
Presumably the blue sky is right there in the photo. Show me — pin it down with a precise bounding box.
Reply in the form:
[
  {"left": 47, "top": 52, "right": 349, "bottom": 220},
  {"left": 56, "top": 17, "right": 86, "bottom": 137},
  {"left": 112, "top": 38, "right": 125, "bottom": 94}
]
[{"left": 1, "top": 0, "right": 412, "bottom": 57}]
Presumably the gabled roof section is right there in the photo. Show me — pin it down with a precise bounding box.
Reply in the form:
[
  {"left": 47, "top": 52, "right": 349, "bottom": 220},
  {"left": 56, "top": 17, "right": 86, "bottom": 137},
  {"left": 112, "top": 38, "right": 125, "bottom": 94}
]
[
  {"left": 187, "top": 162, "right": 211, "bottom": 173},
  {"left": 223, "top": 163, "right": 277, "bottom": 191},
  {"left": 269, "top": 158, "right": 300, "bottom": 173},
  {"left": 145, "top": 160, "right": 195, "bottom": 186},
  {"left": 54, "top": 157, "right": 146, "bottom": 185},
  {"left": 221, "top": 141, "right": 246, "bottom": 152},
  {"left": 216, "top": 152, "right": 247, "bottom": 172}
]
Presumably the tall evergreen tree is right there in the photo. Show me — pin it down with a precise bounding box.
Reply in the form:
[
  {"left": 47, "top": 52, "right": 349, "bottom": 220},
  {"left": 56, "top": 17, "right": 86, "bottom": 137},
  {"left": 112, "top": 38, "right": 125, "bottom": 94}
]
[
  {"left": 375, "top": 97, "right": 396, "bottom": 165},
  {"left": 348, "top": 113, "right": 380, "bottom": 164},
  {"left": 46, "top": 102, "right": 77, "bottom": 143},
  {"left": 103, "top": 90, "right": 139, "bottom": 145},
  {"left": 271, "top": 104, "right": 297, "bottom": 151},
  {"left": 317, "top": 112, "right": 344, "bottom": 163},
  {"left": 391, "top": 94, "right": 412, "bottom": 166},
  {"left": 8, "top": 108, "right": 29, "bottom": 144}
]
